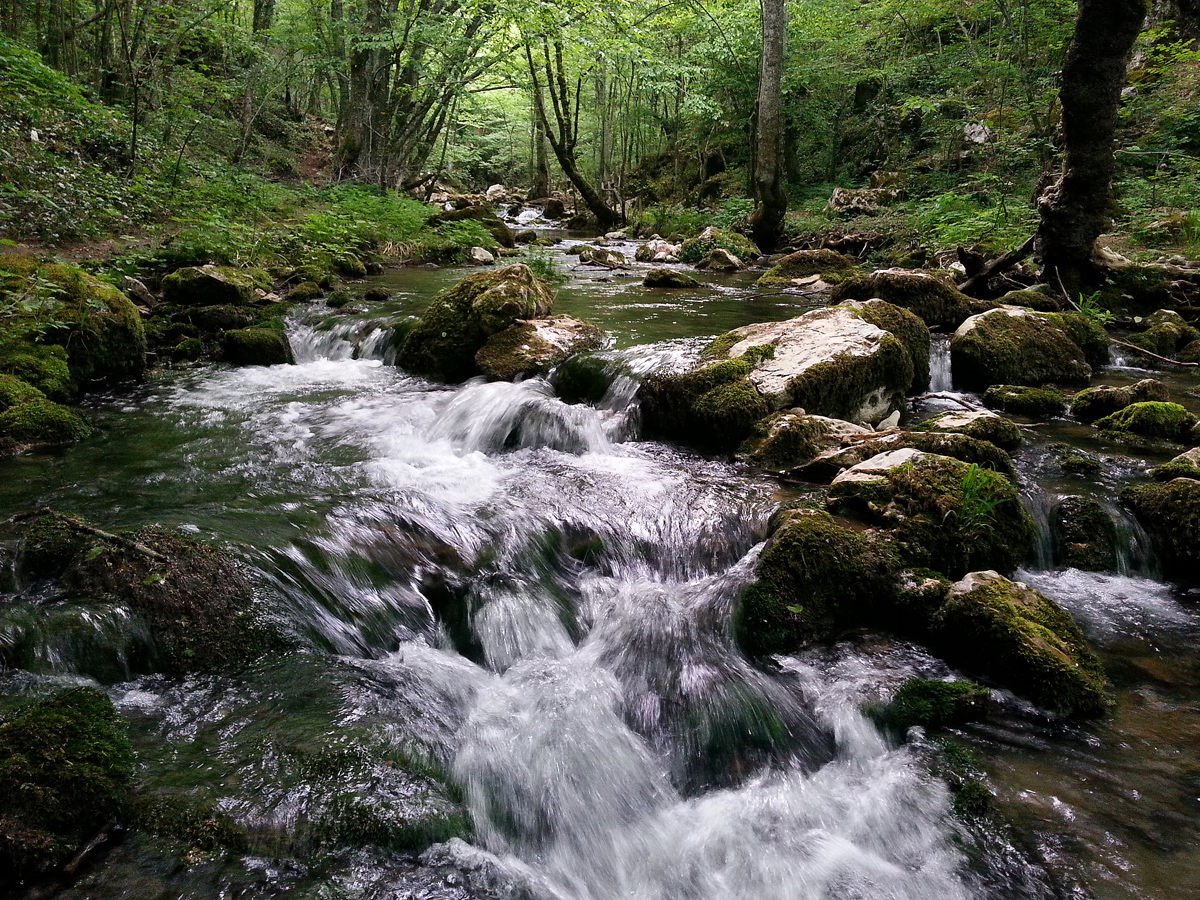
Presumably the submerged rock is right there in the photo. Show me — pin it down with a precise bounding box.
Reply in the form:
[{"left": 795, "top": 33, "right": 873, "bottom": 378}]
[
  {"left": 930, "top": 571, "right": 1111, "bottom": 718},
  {"left": 790, "top": 430, "right": 1015, "bottom": 482},
  {"left": 870, "top": 678, "right": 991, "bottom": 733},
  {"left": 830, "top": 269, "right": 985, "bottom": 328},
  {"left": 982, "top": 384, "right": 1067, "bottom": 418},
  {"left": 475, "top": 315, "right": 605, "bottom": 381},
  {"left": 0, "top": 687, "right": 133, "bottom": 880},
  {"left": 397, "top": 264, "right": 555, "bottom": 382},
  {"left": 1051, "top": 496, "right": 1119, "bottom": 571},
  {"left": 1121, "top": 477, "right": 1200, "bottom": 580},
  {"left": 951, "top": 307, "right": 1099, "bottom": 389},
  {"left": 738, "top": 412, "right": 871, "bottom": 469}
]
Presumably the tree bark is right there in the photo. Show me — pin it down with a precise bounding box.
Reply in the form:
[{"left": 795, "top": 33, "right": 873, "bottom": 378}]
[
  {"left": 253, "top": 0, "right": 275, "bottom": 33},
  {"left": 1035, "top": 0, "right": 1145, "bottom": 293},
  {"left": 747, "top": 0, "right": 788, "bottom": 251},
  {"left": 524, "top": 38, "right": 621, "bottom": 230}
]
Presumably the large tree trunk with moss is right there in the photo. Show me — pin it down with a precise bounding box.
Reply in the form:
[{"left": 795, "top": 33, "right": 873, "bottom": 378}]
[
  {"left": 747, "top": 0, "right": 788, "bottom": 252},
  {"left": 524, "top": 38, "right": 621, "bottom": 231},
  {"left": 1035, "top": 0, "right": 1145, "bottom": 292}
]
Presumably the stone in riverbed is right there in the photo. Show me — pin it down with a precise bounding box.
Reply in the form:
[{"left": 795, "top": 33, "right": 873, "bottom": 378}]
[
  {"left": 755, "top": 249, "right": 855, "bottom": 287},
  {"left": 912, "top": 409, "right": 1021, "bottom": 451},
  {"left": 694, "top": 248, "right": 742, "bottom": 272},
  {"left": 738, "top": 412, "right": 871, "bottom": 469},
  {"left": 161, "top": 265, "right": 271, "bottom": 307},
  {"left": 634, "top": 239, "right": 681, "bottom": 263},
  {"left": 1051, "top": 495, "right": 1119, "bottom": 571},
  {"left": 982, "top": 384, "right": 1067, "bottom": 418},
  {"left": 638, "top": 306, "right": 914, "bottom": 451},
  {"left": 643, "top": 268, "right": 699, "bottom": 289},
  {"left": 830, "top": 269, "right": 986, "bottom": 328},
  {"left": 1094, "top": 401, "right": 1196, "bottom": 441},
  {"left": 222, "top": 327, "right": 296, "bottom": 366},
  {"left": 1152, "top": 447, "right": 1200, "bottom": 481},
  {"left": 950, "top": 306, "right": 1102, "bottom": 390},
  {"left": 475, "top": 316, "right": 605, "bottom": 381},
  {"left": 789, "top": 429, "right": 1015, "bottom": 482},
  {"left": 397, "top": 264, "right": 555, "bottom": 383},
  {"left": 1122, "top": 477, "right": 1200, "bottom": 580}
]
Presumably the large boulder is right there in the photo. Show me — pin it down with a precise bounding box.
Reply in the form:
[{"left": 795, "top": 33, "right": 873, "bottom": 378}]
[
  {"left": 1051, "top": 496, "right": 1119, "bottom": 571},
  {"left": 161, "top": 265, "right": 271, "bottom": 306},
  {"left": 223, "top": 327, "right": 296, "bottom": 366},
  {"left": 930, "top": 571, "right": 1111, "bottom": 718},
  {"left": 982, "top": 384, "right": 1067, "bottom": 418},
  {"left": 643, "top": 269, "right": 699, "bottom": 289},
  {"left": 634, "top": 239, "right": 681, "bottom": 263},
  {"left": 694, "top": 248, "right": 743, "bottom": 272},
  {"left": 1094, "top": 401, "right": 1196, "bottom": 441},
  {"left": 1125, "top": 309, "right": 1200, "bottom": 357},
  {"left": 951, "top": 307, "right": 1101, "bottom": 389},
  {"left": 397, "top": 264, "right": 555, "bottom": 382},
  {"left": 578, "top": 246, "right": 626, "bottom": 267},
  {"left": 1070, "top": 378, "right": 1168, "bottom": 422},
  {"left": 840, "top": 299, "right": 930, "bottom": 392},
  {"left": 826, "top": 449, "right": 1034, "bottom": 578},
  {"left": 678, "top": 227, "right": 760, "bottom": 264},
  {"left": 755, "top": 249, "right": 855, "bottom": 287},
  {"left": 830, "top": 269, "right": 986, "bottom": 328},
  {"left": 1121, "top": 478, "right": 1200, "bottom": 580},
  {"left": 638, "top": 306, "right": 914, "bottom": 450},
  {"left": 0, "top": 398, "right": 90, "bottom": 446},
  {"left": 474, "top": 315, "right": 605, "bottom": 381}
]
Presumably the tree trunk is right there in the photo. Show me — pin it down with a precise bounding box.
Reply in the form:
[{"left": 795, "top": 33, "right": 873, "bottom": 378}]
[
  {"left": 524, "top": 38, "right": 621, "bottom": 231},
  {"left": 528, "top": 91, "right": 551, "bottom": 199},
  {"left": 1035, "top": 0, "right": 1145, "bottom": 293},
  {"left": 747, "top": 0, "right": 788, "bottom": 252},
  {"left": 253, "top": 0, "right": 275, "bottom": 33}
]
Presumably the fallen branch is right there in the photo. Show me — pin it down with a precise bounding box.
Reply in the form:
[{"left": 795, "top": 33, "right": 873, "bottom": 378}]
[
  {"left": 957, "top": 234, "right": 1037, "bottom": 295},
  {"left": 910, "top": 392, "right": 983, "bottom": 411},
  {"left": 1111, "top": 337, "right": 1200, "bottom": 367},
  {"left": 4, "top": 508, "right": 166, "bottom": 561}
]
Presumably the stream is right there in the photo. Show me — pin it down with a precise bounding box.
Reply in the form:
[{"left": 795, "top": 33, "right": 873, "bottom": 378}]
[{"left": 1, "top": 240, "right": 1198, "bottom": 899}]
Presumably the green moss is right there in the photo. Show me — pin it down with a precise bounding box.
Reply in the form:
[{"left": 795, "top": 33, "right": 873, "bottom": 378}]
[
  {"left": 678, "top": 228, "right": 760, "bottom": 264},
  {"left": 0, "top": 344, "right": 73, "bottom": 400},
  {"left": 1094, "top": 401, "right": 1195, "bottom": 441},
  {"left": 1096, "top": 264, "right": 1172, "bottom": 313},
  {"left": 734, "top": 509, "right": 899, "bottom": 654},
  {"left": 982, "top": 384, "right": 1066, "bottom": 418},
  {"left": 639, "top": 354, "right": 769, "bottom": 452},
  {"left": 951, "top": 310, "right": 1091, "bottom": 390},
  {"left": 1042, "top": 312, "right": 1109, "bottom": 368},
  {"left": 1052, "top": 496, "right": 1118, "bottom": 571},
  {"left": 430, "top": 206, "right": 514, "bottom": 248},
  {"left": 326, "top": 289, "right": 353, "bottom": 309},
  {"left": 644, "top": 268, "right": 700, "bottom": 288},
  {"left": 842, "top": 299, "right": 931, "bottom": 392},
  {"left": 786, "top": 334, "right": 913, "bottom": 423},
  {"left": 129, "top": 795, "right": 246, "bottom": 851},
  {"left": 223, "top": 328, "right": 296, "bottom": 366},
  {"left": 0, "top": 373, "right": 43, "bottom": 410},
  {"left": 870, "top": 678, "right": 991, "bottom": 732},
  {"left": 739, "top": 413, "right": 842, "bottom": 469},
  {"left": 930, "top": 572, "right": 1111, "bottom": 718},
  {"left": 170, "top": 337, "right": 206, "bottom": 363},
  {"left": 830, "top": 270, "right": 982, "bottom": 328},
  {"left": 913, "top": 411, "right": 1021, "bottom": 451},
  {"left": 1180, "top": 339, "right": 1200, "bottom": 363},
  {"left": 18, "top": 511, "right": 92, "bottom": 578},
  {"left": 1121, "top": 478, "right": 1200, "bottom": 581},
  {"left": 1070, "top": 385, "right": 1131, "bottom": 422},
  {"left": 160, "top": 266, "right": 270, "bottom": 307},
  {"left": 398, "top": 264, "right": 554, "bottom": 382},
  {"left": 996, "top": 287, "right": 1063, "bottom": 312},
  {"left": 332, "top": 253, "right": 367, "bottom": 277},
  {"left": 1058, "top": 450, "right": 1104, "bottom": 479},
  {"left": 755, "top": 249, "right": 856, "bottom": 287},
  {"left": 0, "top": 398, "right": 89, "bottom": 444},
  {"left": 287, "top": 280, "right": 324, "bottom": 302},
  {"left": 0, "top": 688, "right": 133, "bottom": 880},
  {"left": 1152, "top": 456, "right": 1200, "bottom": 481}
]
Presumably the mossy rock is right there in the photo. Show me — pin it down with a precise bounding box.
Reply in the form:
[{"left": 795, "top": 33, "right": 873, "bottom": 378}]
[
  {"left": 8, "top": 512, "right": 279, "bottom": 675},
  {"left": 296, "top": 264, "right": 334, "bottom": 288},
  {"left": 755, "top": 249, "right": 855, "bottom": 287},
  {"left": 734, "top": 508, "right": 900, "bottom": 653},
  {"left": 1180, "top": 339, "right": 1200, "bottom": 363},
  {"left": 1051, "top": 496, "right": 1118, "bottom": 571},
  {"left": 1121, "top": 478, "right": 1200, "bottom": 581},
  {"left": 1057, "top": 447, "right": 1104, "bottom": 479},
  {"left": 429, "top": 206, "right": 515, "bottom": 248},
  {"left": 840, "top": 299, "right": 931, "bottom": 393},
  {"left": 792, "top": 430, "right": 1016, "bottom": 483},
  {"left": 1096, "top": 264, "right": 1173, "bottom": 313},
  {"left": 579, "top": 246, "right": 626, "bottom": 267},
  {"left": 930, "top": 570, "right": 1111, "bottom": 718},
  {"left": 830, "top": 270, "right": 987, "bottom": 328},
  {"left": 161, "top": 266, "right": 270, "bottom": 307},
  {"left": 287, "top": 280, "right": 325, "bottom": 302},
  {"left": 995, "top": 286, "right": 1064, "bottom": 312},
  {"left": 1043, "top": 312, "right": 1109, "bottom": 368},
  {"left": 643, "top": 268, "right": 699, "bottom": 289},
  {"left": 398, "top": 264, "right": 555, "bottom": 383},
  {"left": 912, "top": 410, "right": 1021, "bottom": 451},
  {"left": 678, "top": 227, "right": 760, "bottom": 264},
  {"left": 828, "top": 451, "right": 1034, "bottom": 578},
  {"left": 551, "top": 353, "right": 629, "bottom": 405},
  {"left": 0, "top": 687, "right": 133, "bottom": 881},
  {"left": 170, "top": 337, "right": 207, "bottom": 363},
  {"left": 363, "top": 287, "right": 391, "bottom": 302},
  {"left": 870, "top": 678, "right": 991, "bottom": 733},
  {"left": 738, "top": 412, "right": 870, "bottom": 469},
  {"left": 172, "top": 304, "right": 255, "bottom": 334},
  {"left": 638, "top": 353, "right": 770, "bottom": 452},
  {"left": 0, "top": 343, "right": 73, "bottom": 401},
  {"left": 982, "top": 384, "right": 1066, "bottom": 418},
  {"left": 326, "top": 289, "right": 353, "bottom": 309},
  {"left": 474, "top": 316, "right": 605, "bottom": 381},
  {"left": 0, "top": 373, "right": 43, "bottom": 411},
  {"left": 0, "top": 398, "right": 89, "bottom": 445},
  {"left": 1070, "top": 385, "right": 1132, "bottom": 422},
  {"left": 1152, "top": 447, "right": 1200, "bottom": 481},
  {"left": 222, "top": 328, "right": 296, "bottom": 366},
  {"left": 332, "top": 253, "right": 368, "bottom": 278},
  {"left": 951, "top": 307, "right": 1092, "bottom": 390},
  {"left": 1094, "top": 401, "right": 1196, "bottom": 441}
]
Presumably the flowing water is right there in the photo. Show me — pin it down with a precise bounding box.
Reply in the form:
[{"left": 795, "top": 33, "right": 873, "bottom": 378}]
[{"left": 1, "top": 246, "right": 1199, "bottom": 900}]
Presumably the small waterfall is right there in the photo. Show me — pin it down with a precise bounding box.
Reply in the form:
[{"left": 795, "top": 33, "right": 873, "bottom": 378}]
[
  {"left": 1020, "top": 485, "right": 1057, "bottom": 571},
  {"left": 289, "top": 317, "right": 399, "bottom": 364},
  {"left": 1112, "top": 503, "right": 1160, "bottom": 579},
  {"left": 929, "top": 335, "right": 953, "bottom": 392},
  {"left": 429, "top": 378, "right": 611, "bottom": 455}
]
